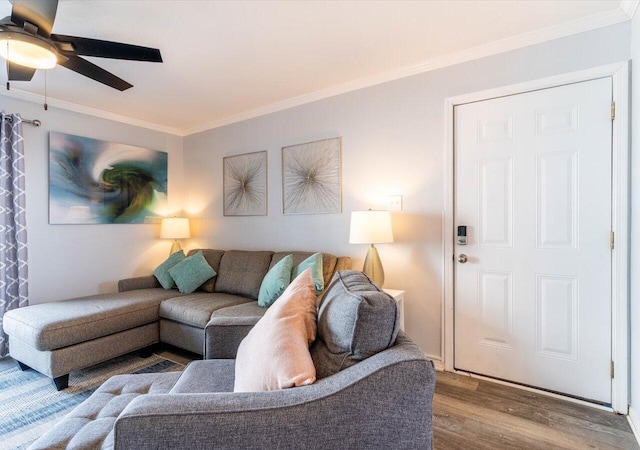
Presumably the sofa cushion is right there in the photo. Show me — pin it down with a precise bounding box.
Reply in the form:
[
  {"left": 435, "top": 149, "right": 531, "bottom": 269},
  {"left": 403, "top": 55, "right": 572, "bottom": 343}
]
[
  {"left": 234, "top": 269, "right": 317, "bottom": 392},
  {"left": 160, "top": 293, "right": 253, "bottom": 328},
  {"left": 215, "top": 250, "right": 274, "bottom": 300},
  {"left": 187, "top": 249, "right": 225, "bottom": 293},
  {"left": 169, "top": 250, "right": 217, "bottom": 294},
  {"left": 211, "top": 301, "right": 267, "bottom": 320},
  {"left": 2, "top": 289, "right": 179, "bottom": 351},
  {"left": 258, "top": 254, "right": 293, "bottom": 307},
  {"left": 271, "top": 251, "right": 338, "bottom": 290},
  {"left": 310, "top": 270, "right": 400, "bottom": 379},
  {"left": 205, "top": 302, "right": 268, "bottom": 359},
  {"left": 170, "top": 360, "right": 235, "bottom": 393},
  {"left": 153, "top": 250, "right": 185, "bottom": 289}
]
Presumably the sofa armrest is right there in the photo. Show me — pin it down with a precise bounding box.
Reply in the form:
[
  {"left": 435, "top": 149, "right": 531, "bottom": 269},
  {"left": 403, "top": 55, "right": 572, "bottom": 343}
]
[
  {"left": 203, "top": 315, "right": 262, "bottom": 359},
  {"left": 114, "top": 336, "right": 435, "bottom": 450},
  {"left": 118, "top": 275, "right": 161, "bottom": 292}
]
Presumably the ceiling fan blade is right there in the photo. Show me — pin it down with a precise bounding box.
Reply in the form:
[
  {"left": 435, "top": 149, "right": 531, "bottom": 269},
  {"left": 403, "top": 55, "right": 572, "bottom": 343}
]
[
  {"left": 52, "top": 35, "right": 162, "bottom": 62},
  {"left": 58, "top": 55, "right": 133, "bottom": 91},
  {"left": 7, "top": 60, "right": 35, "bottom": 81},
  {"left": 11, "top": 0, "right": 58, "bottom": 37}
]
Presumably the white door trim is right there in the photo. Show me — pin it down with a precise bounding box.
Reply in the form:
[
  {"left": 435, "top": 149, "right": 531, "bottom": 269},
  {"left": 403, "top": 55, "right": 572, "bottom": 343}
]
[{"left": 442, "top": 61, "right": 630, "bottom": 413}]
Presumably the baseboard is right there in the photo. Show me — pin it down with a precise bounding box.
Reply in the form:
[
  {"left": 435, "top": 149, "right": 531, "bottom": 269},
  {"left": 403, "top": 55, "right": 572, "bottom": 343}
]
[{"left": 628, "top": 406, "right": 640, "bottom": 445}]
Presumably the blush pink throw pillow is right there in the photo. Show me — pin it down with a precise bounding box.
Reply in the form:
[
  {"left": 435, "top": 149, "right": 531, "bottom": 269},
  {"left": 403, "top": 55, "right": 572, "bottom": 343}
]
[{"left": 234, "top": 268, "right": 317, "bottom": 392}]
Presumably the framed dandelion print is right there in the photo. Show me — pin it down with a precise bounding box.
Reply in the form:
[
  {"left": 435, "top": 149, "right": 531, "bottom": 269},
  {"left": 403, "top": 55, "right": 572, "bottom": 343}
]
[
  {"left": 223, "top": 150, "right": 267, "bottom": 216},
  {"left": 282, "top": 137, "right": 342, "bottom": 215}
]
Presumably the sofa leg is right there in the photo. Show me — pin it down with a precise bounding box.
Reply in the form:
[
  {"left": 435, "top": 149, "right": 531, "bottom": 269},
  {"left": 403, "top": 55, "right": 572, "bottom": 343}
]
[
  {"left": 52, "top": 374, "right": 69, "bottom": 391},
  {"left": 15, "top": 360, "right": 31, "bottom": 371},
  {"left": 138, "top": 345, "right": 155, "bottom": 358}
]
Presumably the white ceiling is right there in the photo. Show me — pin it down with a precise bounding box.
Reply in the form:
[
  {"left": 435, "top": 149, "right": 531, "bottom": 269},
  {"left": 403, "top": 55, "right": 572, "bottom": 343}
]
[{"left": 0, "top": 0, "right": 635, "bottom": 135}]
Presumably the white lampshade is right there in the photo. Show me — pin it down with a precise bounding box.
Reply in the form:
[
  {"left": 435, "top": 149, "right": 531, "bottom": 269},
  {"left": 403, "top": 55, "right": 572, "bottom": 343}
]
[
  {"left": 349, "top": 210, "right": 394, "bottom": 244},
  {"left": 160, "top": 217, "right": 191, "bottom": 239}
]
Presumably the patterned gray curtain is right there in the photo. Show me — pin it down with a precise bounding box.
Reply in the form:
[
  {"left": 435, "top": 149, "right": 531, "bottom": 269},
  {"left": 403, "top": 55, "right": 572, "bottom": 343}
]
[{"left": 0, "top": 112, "right": 28, "bottom": 357}]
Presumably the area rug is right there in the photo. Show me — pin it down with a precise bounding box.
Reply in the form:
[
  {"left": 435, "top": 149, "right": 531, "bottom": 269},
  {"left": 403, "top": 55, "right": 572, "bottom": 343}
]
[{"left": 0, "top": 353, "right": 183, "bottom": 450}]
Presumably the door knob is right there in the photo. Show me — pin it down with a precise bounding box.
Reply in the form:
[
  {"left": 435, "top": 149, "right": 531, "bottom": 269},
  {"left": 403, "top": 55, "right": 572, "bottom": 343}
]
[{"left": 457, "top": 254, "right": 468, "bottom": 263}]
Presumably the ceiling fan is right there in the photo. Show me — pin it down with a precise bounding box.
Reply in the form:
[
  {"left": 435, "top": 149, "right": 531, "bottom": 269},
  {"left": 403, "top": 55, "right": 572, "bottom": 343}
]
[{"left": 0, "top": 0, "right": 162, "bottom": 91}]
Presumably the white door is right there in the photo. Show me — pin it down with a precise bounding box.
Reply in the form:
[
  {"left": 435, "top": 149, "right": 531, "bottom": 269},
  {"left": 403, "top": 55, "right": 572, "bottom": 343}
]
[{"left": 453, "top": 78, "right": 612, "bottom": 404}]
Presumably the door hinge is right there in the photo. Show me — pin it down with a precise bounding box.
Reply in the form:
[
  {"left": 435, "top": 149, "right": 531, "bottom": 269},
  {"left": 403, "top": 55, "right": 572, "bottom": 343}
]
[
  {"left": 610, "top": 231, "right": 615, "bottom": 250},
  {"left": 611, "top": 360, "right": 615, "bottom": 379},
  {"left": 611, "top": 101, "right": 616, "bottom": 120}
]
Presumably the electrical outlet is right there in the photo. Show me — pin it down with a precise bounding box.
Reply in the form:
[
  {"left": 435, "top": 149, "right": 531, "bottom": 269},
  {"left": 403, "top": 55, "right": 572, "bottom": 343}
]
[{"left": 384, "top": 195, "right": 402, "bottom": 211}]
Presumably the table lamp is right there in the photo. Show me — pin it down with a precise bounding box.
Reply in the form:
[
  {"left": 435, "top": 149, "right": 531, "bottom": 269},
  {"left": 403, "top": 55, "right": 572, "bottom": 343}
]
[
  {"left": 160, "top": 217, "right": 191, "bottom": 255},
  {"left": 349, "top": 210, "right": 394, "bottom": 287}
]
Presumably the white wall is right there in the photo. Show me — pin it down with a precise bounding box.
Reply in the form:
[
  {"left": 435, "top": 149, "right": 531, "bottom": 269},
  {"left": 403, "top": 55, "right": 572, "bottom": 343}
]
[
  {"left": 183, "top": 23, "right": 631, "bottom": 359},
  {"left": 0, "top": 96, "right": 184, "bottom": 304},
  {"left": 629, "top": 6, "right": 640, "bottom": 429}
]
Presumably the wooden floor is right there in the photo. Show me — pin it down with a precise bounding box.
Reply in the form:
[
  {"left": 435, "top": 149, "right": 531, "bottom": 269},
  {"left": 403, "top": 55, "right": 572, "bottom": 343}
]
[{"left": 434, "top": 371, "right": 638, "bottom": 450}]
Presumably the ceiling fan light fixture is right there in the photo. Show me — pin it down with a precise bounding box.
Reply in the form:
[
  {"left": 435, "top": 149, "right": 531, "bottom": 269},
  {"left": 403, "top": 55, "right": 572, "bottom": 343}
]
[{"left": 0, "top": 31, "right": 57, "bottom": 69}]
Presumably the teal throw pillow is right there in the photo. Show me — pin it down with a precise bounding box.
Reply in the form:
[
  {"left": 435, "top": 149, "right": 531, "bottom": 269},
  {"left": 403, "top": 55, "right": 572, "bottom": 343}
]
[
  {"left": 153, "top": 250, "right": 186, "bottom": 289},
  {"left": 169, "top": 250, "right": 217, "bottom": 294},
  {"left": 292, "top": 253, "right": 324, "bottom": 294},
  {"left": 258, "top": 254, "right": 294, "bottom": 308}
]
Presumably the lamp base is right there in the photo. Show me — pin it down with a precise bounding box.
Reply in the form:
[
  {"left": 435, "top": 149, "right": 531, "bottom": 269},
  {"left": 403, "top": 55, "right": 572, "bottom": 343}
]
[
  {"left": 169, "top": 240, "right": 182, "bottom": 255},
  {"left": 363, "top": 245, "right": 384, "bottom": 287}
]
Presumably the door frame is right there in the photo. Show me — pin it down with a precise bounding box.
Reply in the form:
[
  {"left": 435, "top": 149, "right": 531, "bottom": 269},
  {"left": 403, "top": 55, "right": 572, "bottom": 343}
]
[{"left": 442, "top": 61, "right": 630, "bottom": 413}]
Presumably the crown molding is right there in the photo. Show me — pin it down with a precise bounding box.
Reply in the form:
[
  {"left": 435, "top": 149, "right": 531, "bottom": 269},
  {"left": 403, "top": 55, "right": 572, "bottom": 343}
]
[
  {"left": 183, "top": 5, "right": 632, "bottom": 135},
  {"left": 0, "top": 88, "right": 184, "bottom": 136},
  {"left": 620, "top": 0, "right": 640, "bottom": 18}
]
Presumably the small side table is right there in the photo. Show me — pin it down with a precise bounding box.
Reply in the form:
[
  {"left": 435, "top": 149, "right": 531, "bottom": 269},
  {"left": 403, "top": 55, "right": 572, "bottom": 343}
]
[{"left": 383, "top": 289, "right": 405, "bottom": 331}]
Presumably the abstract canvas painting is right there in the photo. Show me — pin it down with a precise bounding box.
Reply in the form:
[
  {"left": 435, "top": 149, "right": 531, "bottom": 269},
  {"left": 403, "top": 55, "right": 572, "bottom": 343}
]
[
  {"left": 223, "top": 150, "right": 267, "bottom": 216},
  {"left": 49, "top": 132, "right": 168, "bottom": 224},
  {"left": 282, "top": 137, "right": 341, "bottom": 215}
]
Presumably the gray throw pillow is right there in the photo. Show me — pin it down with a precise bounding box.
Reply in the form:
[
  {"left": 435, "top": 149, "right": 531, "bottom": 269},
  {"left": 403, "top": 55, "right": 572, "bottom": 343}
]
[{"left": 310, "top": 270, "right": 400, "bottom": 379}]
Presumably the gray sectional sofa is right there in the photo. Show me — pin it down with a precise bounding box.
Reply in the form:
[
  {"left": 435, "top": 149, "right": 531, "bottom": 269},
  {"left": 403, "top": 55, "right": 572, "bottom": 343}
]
[
  {"left": 3, "top": 249, "right": 351, "bottom": 389},
  {"left": 27, "top": 270, "right": 436, "bottom": 450}
]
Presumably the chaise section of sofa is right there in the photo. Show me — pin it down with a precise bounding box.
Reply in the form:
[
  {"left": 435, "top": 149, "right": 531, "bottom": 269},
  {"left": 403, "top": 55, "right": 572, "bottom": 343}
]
[{"left": 3, "top": 288, "right": 180, "bottom": 389}]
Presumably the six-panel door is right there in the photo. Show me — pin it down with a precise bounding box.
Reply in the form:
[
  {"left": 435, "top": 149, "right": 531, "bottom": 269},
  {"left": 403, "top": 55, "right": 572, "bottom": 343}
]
[{"left": 454, "top": 78, "right": 613, "bottom": 404}]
